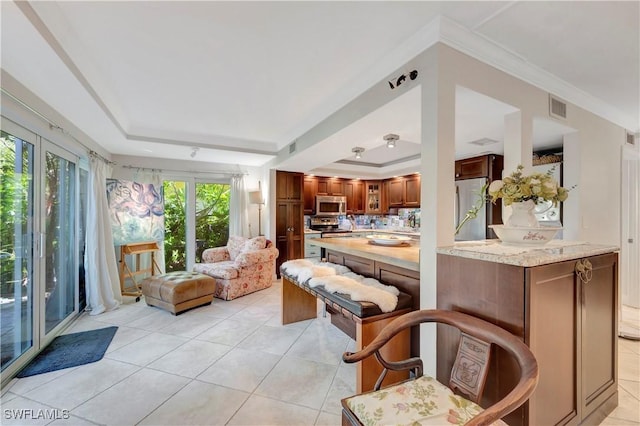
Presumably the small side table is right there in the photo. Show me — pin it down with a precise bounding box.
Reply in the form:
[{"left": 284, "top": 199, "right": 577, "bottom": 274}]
[{"left": 119, "top": 241, "right": 161, "bottom": 301}]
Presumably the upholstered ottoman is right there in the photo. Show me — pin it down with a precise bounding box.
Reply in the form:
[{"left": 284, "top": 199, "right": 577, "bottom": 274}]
[{"left": 141, "top": 271, "right": 216, "bottom": 315}]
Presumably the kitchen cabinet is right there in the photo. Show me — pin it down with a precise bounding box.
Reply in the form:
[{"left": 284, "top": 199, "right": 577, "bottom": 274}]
[
  {"left": 381, "top": 180, "right": 390, "bottom": 214},
  {"left": 275, "top": 171, "right": 304, "bottom": 276},
  {"left": 365, "top": 181, "right": 382, "bottom": 214},
  {"left": 404, "top": 175, "right": 420, "bottom": 207},
  {"left": 387, "top": 174, "right": 421, "bottom": 208},
  {"left": 454, "top": 154, "right": 503, "bottom": 181},
  {"left": 305, "top": 174, "right": 420, "bottom": 214},
  {"left": 317, "top": 177, "right": 344, "bottom": 196},
  {"left": 303, "top": 232, "right": 321, "bottom": 260},
  {"left": 437, "top": 251, "right": 618, "bottom": 426},
  {"left": 344, "top": 179, "right": 366, "bottom": 214},
  {"left": 276, "top": 170, "right": 303, "bottom": 201},
  {"left": 388, "top": 178, "right": 404, "bottom": 207},
  {"left": 303, "top": 176, "right": 317, "bottom": 215}
]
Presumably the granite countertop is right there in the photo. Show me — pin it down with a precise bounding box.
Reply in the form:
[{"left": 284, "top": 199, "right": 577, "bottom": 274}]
[
  {"left": 309, "top": 237, "right": 419, "bottom": 271},
  {"left": 436, "top": 240, "right": 619, "bottom": 267}
]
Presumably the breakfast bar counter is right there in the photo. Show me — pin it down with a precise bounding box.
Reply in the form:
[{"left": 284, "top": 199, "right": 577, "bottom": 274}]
[{"left": 309, "top": 237, "right": 419, "bottom": 272}]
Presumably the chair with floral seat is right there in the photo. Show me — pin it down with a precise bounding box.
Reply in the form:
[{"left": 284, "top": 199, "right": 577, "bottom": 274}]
[
  {"left": 193, "top": 235, "right": 279, "bottom": 300},
  {"left": 340, "top": 309, "right": 539, "bottom": 426}
]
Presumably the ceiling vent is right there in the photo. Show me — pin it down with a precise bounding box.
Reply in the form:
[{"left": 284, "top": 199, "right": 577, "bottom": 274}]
[
  {"left": 469, "top": 138, "right": 499, "bottom": 146},
  {"left": 549, "top": 95, "right": 567, "bottom": 120},
  {"left": 289, "top": 141, "right": 296, "bottom": 154},
  {"left": 626, "top": 132, "right": 636, "bottom": 146}
]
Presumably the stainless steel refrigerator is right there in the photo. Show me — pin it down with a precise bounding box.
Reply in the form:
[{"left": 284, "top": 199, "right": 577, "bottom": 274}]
[{"left": 455, "top": 177, "right": 488, "bottom": 241}]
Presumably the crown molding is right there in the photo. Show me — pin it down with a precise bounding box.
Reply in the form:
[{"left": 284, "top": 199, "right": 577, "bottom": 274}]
[{"left": 437, "top": 16, "right": 638, "bottom": 131}]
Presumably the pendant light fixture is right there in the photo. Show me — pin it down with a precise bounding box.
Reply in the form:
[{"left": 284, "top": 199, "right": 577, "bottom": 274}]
[
  {"left": 384, "top": 133, "right": 399, "bottom": 148},
  {"left": 352, "top": 147, "right": 365, "bottom": 159}
]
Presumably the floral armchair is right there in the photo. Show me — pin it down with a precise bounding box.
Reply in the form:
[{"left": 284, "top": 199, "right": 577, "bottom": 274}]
[{"left": 193, "top": 236, "right": 279, "bottom": 300}]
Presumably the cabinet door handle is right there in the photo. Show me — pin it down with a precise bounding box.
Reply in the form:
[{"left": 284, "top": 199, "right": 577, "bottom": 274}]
[{"left": 575, "top": 259, "right": 593, "bottom": 284}]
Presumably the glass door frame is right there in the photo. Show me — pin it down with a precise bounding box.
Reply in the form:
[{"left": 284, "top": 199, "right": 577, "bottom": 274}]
[
  {"left": 0, "top": 117, "right": 81, "bottom": 384},
  {"left": 162, "top": 175, "right": 229, "bottom": 272},
  {"left": 0, "top": 118, "right": 39, "bottom": 381},
  {"left": 39, "top": 139, "right": 79, "bottom": 343}
]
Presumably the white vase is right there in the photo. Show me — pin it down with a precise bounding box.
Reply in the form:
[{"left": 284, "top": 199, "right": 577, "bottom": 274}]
[{"left": 506, "top": 200, "right": 539, "bottom": 227}]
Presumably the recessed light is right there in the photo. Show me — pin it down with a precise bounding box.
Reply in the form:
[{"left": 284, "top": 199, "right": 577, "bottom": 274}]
[{"left": 469, "top": 138, "right": 498, "bottom": 146}]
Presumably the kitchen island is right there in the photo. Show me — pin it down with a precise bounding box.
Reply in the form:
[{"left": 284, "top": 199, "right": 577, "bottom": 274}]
[
  {"left": 436, "top": 240, "right": 619, "bottom": 426},
  {"left": 309, "top": 237, "right": 421, "bottom": 357}
]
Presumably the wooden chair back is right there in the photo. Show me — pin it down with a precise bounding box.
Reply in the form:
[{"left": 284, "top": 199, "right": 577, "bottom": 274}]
[{"left": 341, "top": 309, "right": 539, "bottom": 426}]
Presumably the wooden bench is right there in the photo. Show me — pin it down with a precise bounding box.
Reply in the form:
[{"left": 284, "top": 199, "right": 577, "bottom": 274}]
[{"left": 280, "top": 269, "right": 413, "bottom": 393}]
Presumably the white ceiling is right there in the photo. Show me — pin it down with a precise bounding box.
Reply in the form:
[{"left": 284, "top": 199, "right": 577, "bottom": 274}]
[{"left": 1, "top": 1, "right": 638, "bottom": 176}]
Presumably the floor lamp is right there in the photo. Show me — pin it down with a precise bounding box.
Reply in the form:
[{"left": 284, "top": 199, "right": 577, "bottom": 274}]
[{"left": 249, "top": 182, "right": 264, "bottom": 236}]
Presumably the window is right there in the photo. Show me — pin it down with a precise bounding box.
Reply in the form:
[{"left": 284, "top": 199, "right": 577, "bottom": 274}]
[{"left": 163, "top": 180, "right": 230, "bottom": 271}]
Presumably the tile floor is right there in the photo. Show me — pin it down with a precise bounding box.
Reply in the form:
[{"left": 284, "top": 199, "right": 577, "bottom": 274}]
[{"left": 1, "top": 280, "right": 639, "bottom": 425}]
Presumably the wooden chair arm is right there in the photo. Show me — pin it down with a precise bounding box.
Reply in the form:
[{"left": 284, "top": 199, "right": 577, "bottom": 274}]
[{"left": 342, "top": 309, "right": 539, "bottom": 426}]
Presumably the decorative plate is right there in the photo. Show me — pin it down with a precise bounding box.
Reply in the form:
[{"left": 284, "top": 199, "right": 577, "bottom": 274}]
[{"left": 366, "top": 234, "right": 412, "bottom": 246}]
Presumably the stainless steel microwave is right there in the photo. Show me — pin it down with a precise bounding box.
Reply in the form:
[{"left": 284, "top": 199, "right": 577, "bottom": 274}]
[{"left": 316, "top": 195, "right": 347, "bottom": 216}]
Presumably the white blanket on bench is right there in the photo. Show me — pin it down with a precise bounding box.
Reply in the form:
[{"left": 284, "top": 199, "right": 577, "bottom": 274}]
[
  {"left": 281, "top": 259, "right": 399, "bottom": 313},
  {"left": 308, "top": 275, "right": 398, "bottom": 313}
]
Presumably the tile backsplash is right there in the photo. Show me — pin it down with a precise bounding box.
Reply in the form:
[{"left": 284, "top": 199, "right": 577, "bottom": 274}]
[{"left": 304, "top": 208, "right": 421, "bottom": 230}]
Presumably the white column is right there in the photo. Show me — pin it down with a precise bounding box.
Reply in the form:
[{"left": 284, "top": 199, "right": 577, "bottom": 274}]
[
  {"left": 420, "top": 47, "right": 456, "bottom": 377},
  {"left": 563, "top": 132, "right": 581, "bottom": 240},
  {"left": 503, "top": 111, "right": 534, "bottom": 174},
  {"left": 502, "top": 111, "right": 534, "bottom": 224}
]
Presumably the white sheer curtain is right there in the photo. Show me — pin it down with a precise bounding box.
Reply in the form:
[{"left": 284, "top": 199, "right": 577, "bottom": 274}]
[
  {"left": 133, "top": 169, "right": 166, "bottom": 274},
  {"left": 85, "top": 157, "right": 121, "bottom": 315},
  {"left": 229, "top": 174, "right": 250, "bottom": 237}
]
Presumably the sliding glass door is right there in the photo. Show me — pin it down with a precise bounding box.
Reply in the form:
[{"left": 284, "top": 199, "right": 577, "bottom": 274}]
[
  {"left": 0, "top": 130, "right": 35, "bottom": 372},
  {"left": 42, "top": 143, "right": 77, "bottom": 335},
  {"left": 1, "top": 119, "right": 79, "bottom": 381}
]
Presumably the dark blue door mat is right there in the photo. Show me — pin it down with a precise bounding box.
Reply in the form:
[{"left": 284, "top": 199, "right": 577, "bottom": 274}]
[{"left": 17, "top": 326, "right": 118, "bottom": 378}]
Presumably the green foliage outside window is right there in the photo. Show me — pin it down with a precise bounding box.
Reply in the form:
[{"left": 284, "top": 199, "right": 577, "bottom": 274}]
[
  {"left": 163, "top": 181, "right": 230, "bottom": 272},
  {"left": 1, "top": 133, "right": 31, "bottom": 298}
]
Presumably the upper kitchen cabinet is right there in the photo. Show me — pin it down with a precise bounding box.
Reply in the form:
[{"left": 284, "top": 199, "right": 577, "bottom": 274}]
[
  {"left": 344, "top": 180, "right": 366, "bottom": 214},
  {"left": 317, "top": 177, "right": 345, "bottom": 196},
  {"left": 404, "top": 175, "right": 420, "bottom": 207},
  {"left": 454, "top": 154, "right": 503, "bottom": 181},
  {"left": 365, "top": 181, "right": 382, "bottom": 214},
  {"left": 387, "top": 174, "right": 421, "bottom": 208},
  {"left": 388, "top": 178, "right": 403, "bottom": 207},
  {"left": 276, "top": 170, "right": 303, "bottom": 201},
  {"left": 303, "top": 176, "right": 317, "bottom": 215}
]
